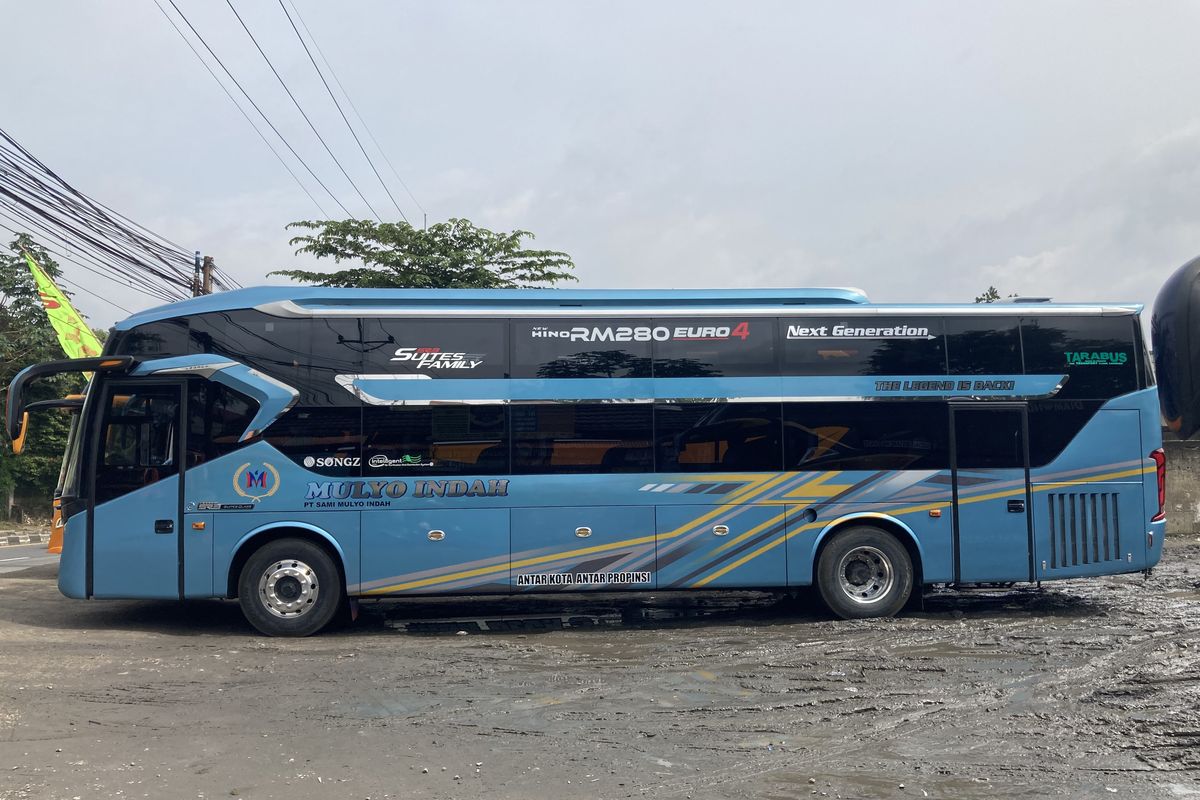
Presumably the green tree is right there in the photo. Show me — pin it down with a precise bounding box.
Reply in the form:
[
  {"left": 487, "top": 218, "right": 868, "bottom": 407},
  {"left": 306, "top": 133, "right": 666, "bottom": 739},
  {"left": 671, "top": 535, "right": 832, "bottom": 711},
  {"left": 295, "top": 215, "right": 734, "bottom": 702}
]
[
  {"left": 271, "top": 218, "right": 577, "bottom": 289},
  {"left": 975, "top": 286, "right": 1017, "bottom": 303},
  {"left": 0, "top": 235, "right": 88, "bottom": 521}
]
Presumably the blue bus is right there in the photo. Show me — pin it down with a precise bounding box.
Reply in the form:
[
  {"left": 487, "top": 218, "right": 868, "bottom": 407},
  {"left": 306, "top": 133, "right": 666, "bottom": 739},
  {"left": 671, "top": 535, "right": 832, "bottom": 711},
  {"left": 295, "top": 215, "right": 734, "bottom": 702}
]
[{"left": 6, "top": 287, "right": 1165, "bottom": 635}]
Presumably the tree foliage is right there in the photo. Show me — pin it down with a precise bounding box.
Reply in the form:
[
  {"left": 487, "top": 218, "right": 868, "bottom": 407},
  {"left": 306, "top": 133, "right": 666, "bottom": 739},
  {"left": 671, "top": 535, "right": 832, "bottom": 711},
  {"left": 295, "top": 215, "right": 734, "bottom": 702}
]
[
  {"left": 974, "top": 286, "right": 1017, "bottom": 303},
  {"left": 0, "top": 235, "right": 89, "bottom": 517},
  {"left": 270, "top": 218, "right": 577, "bottom": 289}
]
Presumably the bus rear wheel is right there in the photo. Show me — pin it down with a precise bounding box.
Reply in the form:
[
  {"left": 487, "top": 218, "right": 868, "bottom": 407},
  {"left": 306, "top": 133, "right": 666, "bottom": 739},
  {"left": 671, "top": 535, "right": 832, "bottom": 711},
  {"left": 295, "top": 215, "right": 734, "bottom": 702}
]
[
  {"left": 237, "top": 538, "right": 343, "bottom": 637},
  {"left": 816, "top": 526, "right": 913, "bottom": 619}
]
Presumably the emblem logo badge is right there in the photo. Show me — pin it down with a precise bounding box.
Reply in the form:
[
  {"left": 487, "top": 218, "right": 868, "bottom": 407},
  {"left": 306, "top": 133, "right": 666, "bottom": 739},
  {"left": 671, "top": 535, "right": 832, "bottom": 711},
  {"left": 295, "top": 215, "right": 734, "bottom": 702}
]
[{"left": 233, "top": 462, "right": 281, "bottom": 503}]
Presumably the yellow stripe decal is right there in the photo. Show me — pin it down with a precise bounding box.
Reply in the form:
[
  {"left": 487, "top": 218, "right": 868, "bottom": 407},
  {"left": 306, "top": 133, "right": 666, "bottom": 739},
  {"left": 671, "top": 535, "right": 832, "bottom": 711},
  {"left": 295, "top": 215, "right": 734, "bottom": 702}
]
[{"left": 370, "top": 462, "right": 1153, "bottom": 594}]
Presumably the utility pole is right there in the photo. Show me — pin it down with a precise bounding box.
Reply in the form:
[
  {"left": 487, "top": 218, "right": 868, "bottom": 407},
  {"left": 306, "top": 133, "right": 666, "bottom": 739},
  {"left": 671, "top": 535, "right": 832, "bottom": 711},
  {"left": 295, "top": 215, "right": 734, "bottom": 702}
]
[
  {"left": 192, "top": 250, "right": 202, "bottom": 297},
  {"left": 201, "top": 256, "right": 215, "bottom": 295}
]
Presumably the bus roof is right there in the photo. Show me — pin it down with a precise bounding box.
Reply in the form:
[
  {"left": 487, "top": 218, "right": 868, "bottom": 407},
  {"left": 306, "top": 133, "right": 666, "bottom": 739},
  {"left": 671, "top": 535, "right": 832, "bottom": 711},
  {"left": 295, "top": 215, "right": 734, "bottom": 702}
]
[{"left": 114, "top": 285, "right": 1143, "bottom": 329}]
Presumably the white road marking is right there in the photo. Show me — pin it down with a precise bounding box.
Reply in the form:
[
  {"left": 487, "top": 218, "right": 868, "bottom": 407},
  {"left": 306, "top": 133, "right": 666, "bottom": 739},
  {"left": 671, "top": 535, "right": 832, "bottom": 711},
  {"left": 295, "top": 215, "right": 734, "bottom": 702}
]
[{"left": 0, "top": 557, "right": 28, "bottom": 563}]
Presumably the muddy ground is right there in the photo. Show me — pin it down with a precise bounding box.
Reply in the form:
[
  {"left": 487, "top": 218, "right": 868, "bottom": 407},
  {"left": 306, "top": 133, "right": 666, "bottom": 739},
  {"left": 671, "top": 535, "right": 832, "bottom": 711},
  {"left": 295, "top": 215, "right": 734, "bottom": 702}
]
[{"left": 0, "top": 540, "right": 1198, "bottom": 800}]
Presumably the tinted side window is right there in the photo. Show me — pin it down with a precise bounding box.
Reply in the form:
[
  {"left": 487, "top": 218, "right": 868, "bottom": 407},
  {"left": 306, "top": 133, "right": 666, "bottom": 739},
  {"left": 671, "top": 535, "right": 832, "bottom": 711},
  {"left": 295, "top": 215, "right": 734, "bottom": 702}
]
[
  {"left": 95, "top": 385, "right": 180, "bottom": 504},
  {"left": 263, "top": 406, "right": 362, "bottom": 476},
  {"left": 1027, "top": 400, "right": 1103, "bottom": 467},
  {"left": 953, "top": 408, "right": 1024, "bottom": 469},
  {"left": 114, "top": 320, "right": 192, "bottom": 357},
  {"left": 653, "top": 318, "right": 775, "bottom": 377},
  {"left": 945, "top": 316, "right": 1022, "bottom": 374},
  {"left": 511, "top": 320, "right": 652, "bottom": 379},
  {"left": 511, "top": 404, "right": 652, "bottom": 473},
  {"left": 656, "top": 402, "right": 782, "bottom": 472},
  {"left": 190, "top": 312, "right": 362, "bottom": 406},
  {"left": 363, "top": 405, "right": 508, "bottom": 475},
  {"left": 1021, "top": 316, "right": 1137, "bottom": 399},
  {"left": 783, "top": 402, "right": 949, "bottom": 470},
  {"left": 187, "top": 382, "right": 258, "bottom": 465},
  {"left": 780, "top": 317, "right": 945, "bottom": 376},
  {"left": 360, "top": 319, "right": 508, "bottom": 379}
]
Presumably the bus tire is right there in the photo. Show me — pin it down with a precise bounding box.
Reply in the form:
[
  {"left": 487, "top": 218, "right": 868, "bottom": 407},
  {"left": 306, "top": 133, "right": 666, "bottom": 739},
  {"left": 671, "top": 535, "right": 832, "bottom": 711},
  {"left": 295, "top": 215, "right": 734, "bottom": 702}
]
[
  {"left": 237, "top": 538, "right": 344, "bottom": 637},
  {"left": 816, "top": 526, "right": 913, "bottom": 620}
]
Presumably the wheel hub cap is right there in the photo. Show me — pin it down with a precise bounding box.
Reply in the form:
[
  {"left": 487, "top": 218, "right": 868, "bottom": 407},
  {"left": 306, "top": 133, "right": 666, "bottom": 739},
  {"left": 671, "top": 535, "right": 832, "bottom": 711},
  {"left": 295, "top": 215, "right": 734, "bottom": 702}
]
[
  {"left": 836, "top": 546, "right": 894, "bottom": 605},
  {"left": 258, "top": 559, "right": 319, "bottom": 619}
]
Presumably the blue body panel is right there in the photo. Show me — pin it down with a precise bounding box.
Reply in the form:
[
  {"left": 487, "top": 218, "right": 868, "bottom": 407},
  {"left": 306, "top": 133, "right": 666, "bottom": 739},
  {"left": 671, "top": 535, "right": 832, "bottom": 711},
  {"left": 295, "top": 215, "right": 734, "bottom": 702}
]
[
  {"left": 656, "top": 504, "right": 788, "bottom": 588},
  {"left": 92, "top": 475, "right": 180, "bottom": 598},
  {"left": 58, "top": 511, "right": 88, "bottom": 598},
  {"left": 183, "top": 512, "right": 214, "bottom": 598},
  {"left": 512, "top": 506, "right": 656, "bottom": 591},
  {"left": 60, "top": 388, "right": 1162, "bottom": 601},
  {"left": 361, "top": 508, "right": 509, "bottom": 594}
]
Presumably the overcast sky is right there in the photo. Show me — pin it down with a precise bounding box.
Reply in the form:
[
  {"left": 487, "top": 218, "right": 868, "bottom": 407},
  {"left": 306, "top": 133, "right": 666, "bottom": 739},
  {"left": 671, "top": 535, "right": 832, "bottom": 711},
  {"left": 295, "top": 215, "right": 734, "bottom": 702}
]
[{"left": 2, "top": 1, "right": 1199, "bottom": 327}]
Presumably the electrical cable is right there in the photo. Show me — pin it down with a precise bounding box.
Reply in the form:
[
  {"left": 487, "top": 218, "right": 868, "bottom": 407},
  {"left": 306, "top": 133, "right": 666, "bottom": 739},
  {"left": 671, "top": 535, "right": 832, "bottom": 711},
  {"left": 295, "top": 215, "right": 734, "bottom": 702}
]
[
  {"left": 222, "top": 0, "right": 383, "bottom": 221},
  {"left": 284, "top": 0, "right": 426, "bottom": 219},
  {"left": 275, "top": 0, "right": 407, "bottom": 222},
  {"left": 163, "top": 0, "right": 353, "bottom": 218},
  {"left": 152, "top": 0, "right": 329, "bottom": 220}
]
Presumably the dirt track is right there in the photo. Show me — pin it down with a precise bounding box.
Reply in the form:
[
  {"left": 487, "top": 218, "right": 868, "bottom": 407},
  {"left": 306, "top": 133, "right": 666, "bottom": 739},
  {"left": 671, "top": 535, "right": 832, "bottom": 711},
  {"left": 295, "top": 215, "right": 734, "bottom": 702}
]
[{"left": 0, "top": 540, "right": 1198, "bottom": 800}]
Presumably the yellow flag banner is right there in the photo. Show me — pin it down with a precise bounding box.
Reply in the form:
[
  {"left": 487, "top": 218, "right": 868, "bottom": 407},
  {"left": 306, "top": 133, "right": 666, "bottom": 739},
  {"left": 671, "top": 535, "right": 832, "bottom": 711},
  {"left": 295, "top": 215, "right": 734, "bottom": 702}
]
[{"left": 23, "top": 251, "right": 103, "bottom": 360}]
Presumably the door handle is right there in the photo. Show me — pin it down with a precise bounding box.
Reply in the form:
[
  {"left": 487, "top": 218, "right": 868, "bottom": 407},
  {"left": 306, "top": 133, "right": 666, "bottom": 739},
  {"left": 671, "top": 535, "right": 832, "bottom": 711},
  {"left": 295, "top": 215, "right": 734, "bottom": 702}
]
[
  {"left": 154, "top": 519, "right": 175, "bottom": 534},
  {"left": 1006, "top": 499, "right": 1025, "bottom": 513}
]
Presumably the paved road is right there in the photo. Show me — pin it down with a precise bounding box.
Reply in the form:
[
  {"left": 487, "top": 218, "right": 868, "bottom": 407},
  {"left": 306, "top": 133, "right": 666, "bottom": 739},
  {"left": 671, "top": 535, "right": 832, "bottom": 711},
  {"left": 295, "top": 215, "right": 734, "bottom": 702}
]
[
  {"left": 0, "top": 541, "right": 1197, "bottom": 799},
  {"left": 0, "top": 543, "right": 56, "bottom": 575}
]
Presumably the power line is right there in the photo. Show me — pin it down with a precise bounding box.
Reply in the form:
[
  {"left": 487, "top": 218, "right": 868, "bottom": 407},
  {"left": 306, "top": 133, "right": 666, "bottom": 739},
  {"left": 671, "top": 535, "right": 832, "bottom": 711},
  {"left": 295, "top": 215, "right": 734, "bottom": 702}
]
[
  {"left": 0, "top": 224, "right": 137, "bottom": 317},
  {"left": 0, "top": 210, "right": 170, "bottom": 302},
  {"left": 162, "top": 0, "right": 353, "bottom": 218},
  {"left": 284, "top": 0, "right": 426, "bottom": 219},
  {"left": 0, "top": 125, "right": 224, "bottom": 301},
  {"left": 152, "top": 0, "right": 328, "bottom": 220},
  {"left": 274, "top": 0, "right": 407, "bottom": 222},
  {"left": 222, "top": 0, "right": 383, "bottom": 221},
  {"left": 0, "top": 128, "right": 195, "bottom": 288}
]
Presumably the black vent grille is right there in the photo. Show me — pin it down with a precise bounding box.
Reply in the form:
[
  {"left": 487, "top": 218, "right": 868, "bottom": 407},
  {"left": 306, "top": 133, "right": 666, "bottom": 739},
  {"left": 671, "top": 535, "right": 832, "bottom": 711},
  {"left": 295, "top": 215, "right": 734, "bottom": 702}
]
[{"left": 1046, "top": 492, "right": 1122, "bottom": 569}]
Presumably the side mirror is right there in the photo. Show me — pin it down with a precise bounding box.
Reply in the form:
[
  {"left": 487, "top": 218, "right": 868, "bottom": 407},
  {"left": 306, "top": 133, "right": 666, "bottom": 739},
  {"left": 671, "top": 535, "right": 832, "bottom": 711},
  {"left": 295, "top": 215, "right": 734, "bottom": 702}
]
[{"left": 1152, "top": 255, "right": 1200, "bottom": 439}]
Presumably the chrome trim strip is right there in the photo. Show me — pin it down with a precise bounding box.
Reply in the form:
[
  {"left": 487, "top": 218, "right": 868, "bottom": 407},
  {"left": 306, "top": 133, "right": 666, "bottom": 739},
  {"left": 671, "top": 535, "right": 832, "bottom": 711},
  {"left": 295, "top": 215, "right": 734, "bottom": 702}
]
[
  {"left": 341, "top": 393, "right": 1063, "bottom": 407},
  {"left": 146, "top": 360, "right": 238, "bottom": 378},
  {"left": 259, "top": 300, "right": 1139, "bottom": 319}
]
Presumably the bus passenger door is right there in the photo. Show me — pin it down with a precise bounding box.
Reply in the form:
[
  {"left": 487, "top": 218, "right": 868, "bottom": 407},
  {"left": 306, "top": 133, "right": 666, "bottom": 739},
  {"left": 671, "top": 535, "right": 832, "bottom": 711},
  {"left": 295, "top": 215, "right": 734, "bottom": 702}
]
[
  {"left": 951, "top": 405, "right": 1033, "bottom": 583},
  {"left": 90, "top": 381, "right": 185, "bottom": 599}
]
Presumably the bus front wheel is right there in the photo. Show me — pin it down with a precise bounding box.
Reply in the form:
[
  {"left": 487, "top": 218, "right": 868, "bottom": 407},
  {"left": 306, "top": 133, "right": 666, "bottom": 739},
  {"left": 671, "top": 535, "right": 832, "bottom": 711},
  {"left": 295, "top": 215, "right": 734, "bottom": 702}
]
[
  {"left": 237, "top": 538, "right": 344, "bottom": 636},
  {"left": 816, "top": 526, "right": 913, "bottom": 619}
]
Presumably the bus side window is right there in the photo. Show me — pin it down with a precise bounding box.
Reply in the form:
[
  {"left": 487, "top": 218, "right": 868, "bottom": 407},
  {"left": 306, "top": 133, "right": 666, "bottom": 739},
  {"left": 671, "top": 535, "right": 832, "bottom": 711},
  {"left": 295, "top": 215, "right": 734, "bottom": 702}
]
[
  {"left": 779, "top": 317, "right": 945, "bottom": 376},
  {"left": 363, "top": 405, "right": 509, "bottom": 475},
  {"left": 187, "top": 382, "right": 259, "bottom": 466},
  {"left": 511, "top": 319, "right": 652, "bottom": 379},
  {"left": 94, "top": 387, "right": 181, "bottom": 505},
  {"left": 1021, "top": 316, "right": 1138, "bottom": 399},
  {"left": 782, "top": 402, "right": 949, "bottom": 471},
  {"left": 264, "top": 406, "right": 363, "bottom": 476},
  {"left": 511, "top": 404, "right": 652, "bottom": 473},
  {"left": 653, "top": 318, "right": 776, "bottom": 377},
  {"left": 655, "top": 403, "right": 783, "bottom": 472},
  {"left": 945, "top": 317, "right": 1022, "bottom": 375}
]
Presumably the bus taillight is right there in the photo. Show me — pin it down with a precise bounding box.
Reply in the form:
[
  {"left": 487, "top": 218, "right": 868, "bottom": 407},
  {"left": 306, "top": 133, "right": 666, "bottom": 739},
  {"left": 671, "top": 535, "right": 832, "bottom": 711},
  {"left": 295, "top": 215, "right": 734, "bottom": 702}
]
[{"left": 1150, "top": 448, "right": 1167, "bottom": 522}]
